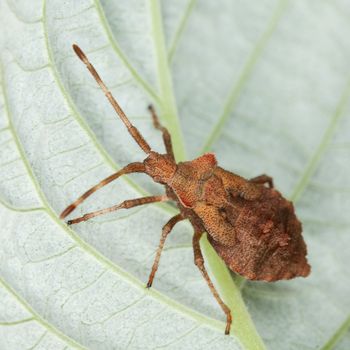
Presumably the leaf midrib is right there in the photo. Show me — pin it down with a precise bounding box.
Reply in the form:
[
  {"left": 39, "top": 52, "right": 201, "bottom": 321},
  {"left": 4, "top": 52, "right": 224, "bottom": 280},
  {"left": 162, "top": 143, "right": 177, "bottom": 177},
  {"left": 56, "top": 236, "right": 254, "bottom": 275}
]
[{"left": 149, "top": 0, "right": 187, "bottom": 161}]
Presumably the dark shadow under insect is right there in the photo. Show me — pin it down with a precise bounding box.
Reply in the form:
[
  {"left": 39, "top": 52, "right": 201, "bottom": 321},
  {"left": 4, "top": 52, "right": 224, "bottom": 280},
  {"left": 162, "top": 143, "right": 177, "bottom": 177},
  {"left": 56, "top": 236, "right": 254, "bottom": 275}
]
[{"left": 60, "top": 45, "right": 311, "bottom": 335}]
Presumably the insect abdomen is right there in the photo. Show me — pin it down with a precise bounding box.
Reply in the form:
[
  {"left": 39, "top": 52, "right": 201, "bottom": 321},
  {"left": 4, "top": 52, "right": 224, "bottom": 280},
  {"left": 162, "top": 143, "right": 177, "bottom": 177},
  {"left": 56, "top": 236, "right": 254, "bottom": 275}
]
[{"left": 208, "top": 189, "right": 310, "bottom": 281}]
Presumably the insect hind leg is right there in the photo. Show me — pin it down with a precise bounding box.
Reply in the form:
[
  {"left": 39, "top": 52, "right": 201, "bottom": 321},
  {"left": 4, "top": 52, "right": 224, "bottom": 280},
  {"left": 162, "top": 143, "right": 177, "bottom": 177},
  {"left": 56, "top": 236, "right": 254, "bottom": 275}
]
[
  {"left": 193, "top": 230, "right": 232, "bottom": 335},
  {"left": 148, "top": 105, "right": 174, "bottom": 160}
]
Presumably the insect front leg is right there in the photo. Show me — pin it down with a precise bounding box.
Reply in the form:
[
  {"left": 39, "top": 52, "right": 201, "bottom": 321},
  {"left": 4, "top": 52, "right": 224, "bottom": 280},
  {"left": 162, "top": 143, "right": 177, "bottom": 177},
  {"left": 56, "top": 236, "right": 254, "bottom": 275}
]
[
  {"left": 60, "top": 162, "right": 145, "bottom": 219},
  {"left": 66, "top": 195, "right": 169, "bottom": 225},
  {"left": 192, "top": 230, "right": 232, "bottom": 335},
  {"left": 147, "top": 213, "right": 184, "bottom": 288},
  {"left": 148, "top": 105, "right": 175, "bottom": 160},
  {"left": 250, "top": 174, "right": 274, "bottom": 188}
]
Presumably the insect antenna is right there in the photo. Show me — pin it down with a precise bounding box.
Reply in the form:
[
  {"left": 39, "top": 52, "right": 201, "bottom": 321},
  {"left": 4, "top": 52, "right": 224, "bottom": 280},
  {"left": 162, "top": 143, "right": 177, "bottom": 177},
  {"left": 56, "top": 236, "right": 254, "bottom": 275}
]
[{"left": 72, "top": 44, "right": 152, "bottom": 154}]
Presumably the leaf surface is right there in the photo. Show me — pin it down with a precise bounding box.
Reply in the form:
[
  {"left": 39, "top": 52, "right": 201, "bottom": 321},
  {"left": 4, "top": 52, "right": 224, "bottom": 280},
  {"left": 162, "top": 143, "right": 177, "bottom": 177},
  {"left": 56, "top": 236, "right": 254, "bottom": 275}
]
[{"left": 0, "top": 1, "right": 349, "bottom": 349}]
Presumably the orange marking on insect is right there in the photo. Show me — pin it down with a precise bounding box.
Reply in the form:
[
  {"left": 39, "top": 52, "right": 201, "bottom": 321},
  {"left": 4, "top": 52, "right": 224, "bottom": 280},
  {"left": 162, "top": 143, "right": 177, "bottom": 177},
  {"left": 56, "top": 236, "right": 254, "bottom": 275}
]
[{"left": 192, "top": 153, "right": 217, "bottom": 169}]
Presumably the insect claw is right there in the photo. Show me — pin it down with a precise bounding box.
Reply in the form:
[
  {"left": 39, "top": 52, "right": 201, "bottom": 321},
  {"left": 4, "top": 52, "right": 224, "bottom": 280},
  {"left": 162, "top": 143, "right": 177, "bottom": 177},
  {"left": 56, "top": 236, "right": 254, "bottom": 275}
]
[
  {"left": 225, "top": 312, "right": 232, "bottom": 335},
  {"left": 146, "top": 281, "right": 152, "bottom": 289},
  {"left": 147, "top": 104, "right": 153, "bottom": 111},
  {"left": 66, "top": 220, "right": 73, "bottom": 226}
]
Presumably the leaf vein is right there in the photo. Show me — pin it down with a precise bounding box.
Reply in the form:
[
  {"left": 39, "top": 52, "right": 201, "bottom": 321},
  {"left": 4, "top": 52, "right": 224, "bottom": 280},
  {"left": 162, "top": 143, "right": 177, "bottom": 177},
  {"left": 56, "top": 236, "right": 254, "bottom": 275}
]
[
  {"left": 291, "top": 78, "right": 350, "bottom": 202},
  {"left": 0, "top": 277, "right": 86, "bottom": 349},
  {"left": 0, "top": 317, "right": 34, "bottom": 326},
  {"left": 201, "top": 0, "right": 289, "bottom": 153},
  {"left": 93, "top": 0, "right": 161, "bottom": 103},
  {"left": 320, "top": 315, "right": 350, "bottom": 350},
  {"left": 168, "top": 0, "right": 197, "bottom": 63},
  {"left": 42, "top": 0, "right": 149, "bottom": 198}
]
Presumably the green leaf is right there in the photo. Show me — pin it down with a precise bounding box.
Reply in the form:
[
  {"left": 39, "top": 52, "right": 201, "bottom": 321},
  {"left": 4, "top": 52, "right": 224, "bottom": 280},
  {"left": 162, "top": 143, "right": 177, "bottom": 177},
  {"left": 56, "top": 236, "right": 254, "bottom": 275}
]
[{"left": 0, "top": 1, "right": 349, "bottom": 349}]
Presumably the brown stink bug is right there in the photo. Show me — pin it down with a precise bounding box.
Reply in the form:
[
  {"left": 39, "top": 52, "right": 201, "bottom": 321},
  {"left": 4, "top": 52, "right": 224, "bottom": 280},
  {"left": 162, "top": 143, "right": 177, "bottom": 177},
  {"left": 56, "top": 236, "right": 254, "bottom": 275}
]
[{"left": 60, "top": 45, "right": 311, "bottom": 335}]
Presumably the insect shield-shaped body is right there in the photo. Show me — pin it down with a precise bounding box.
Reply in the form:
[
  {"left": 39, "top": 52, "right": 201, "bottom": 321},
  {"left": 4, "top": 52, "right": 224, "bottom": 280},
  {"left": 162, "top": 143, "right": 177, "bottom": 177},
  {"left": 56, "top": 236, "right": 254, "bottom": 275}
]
[
  {"left": 165, "top": 153, "right": 310, "bottom": 281},
  {"left": 61, "top": 45, "right": 310, "bottom": 336}
]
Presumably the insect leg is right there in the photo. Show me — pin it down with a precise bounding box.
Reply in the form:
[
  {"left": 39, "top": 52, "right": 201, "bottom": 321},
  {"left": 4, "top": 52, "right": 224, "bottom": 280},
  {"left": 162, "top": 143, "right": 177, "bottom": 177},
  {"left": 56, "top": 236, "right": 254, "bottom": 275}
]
[
  {"left": 146, "top": 213, "right": 184, "bottom": 288},
  {"left": 193, "top": 230, "right": 232, "bottom": 335},
  {"left": 148, "top": 104, "right": 175, "bottom": 160},
  {"left": 66, "top": 195, "right": 169, "bottom": 225},
  {"left": 60, "top": 162, "right": 145, "bottom": 219},
  {"left": 250, "top": 174, "right": 274, "bottom": 188}
]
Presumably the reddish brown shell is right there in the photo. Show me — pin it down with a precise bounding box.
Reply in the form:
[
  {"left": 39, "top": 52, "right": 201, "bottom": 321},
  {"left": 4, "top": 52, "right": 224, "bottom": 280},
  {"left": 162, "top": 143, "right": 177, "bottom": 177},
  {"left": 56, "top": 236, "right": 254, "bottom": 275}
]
[
  {"left": 197, "top": 184, "right": 311, "bottom": 281},
  {"left": 169, "top": 156, "right": 310, "bottom": 282}
]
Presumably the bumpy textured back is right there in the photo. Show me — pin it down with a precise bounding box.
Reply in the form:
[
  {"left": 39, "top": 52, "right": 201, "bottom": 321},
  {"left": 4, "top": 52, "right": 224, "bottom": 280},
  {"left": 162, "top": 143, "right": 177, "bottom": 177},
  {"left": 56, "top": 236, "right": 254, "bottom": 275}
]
[{"left": 202, "top": 186, "right": 310, "bottom": 281}]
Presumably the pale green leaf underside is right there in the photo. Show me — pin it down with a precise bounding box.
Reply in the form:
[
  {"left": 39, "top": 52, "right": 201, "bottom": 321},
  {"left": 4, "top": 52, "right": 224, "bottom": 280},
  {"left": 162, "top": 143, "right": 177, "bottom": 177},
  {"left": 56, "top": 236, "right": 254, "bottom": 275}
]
[{"left": 0, "top": 1, "right": 349, "bottom": 349}]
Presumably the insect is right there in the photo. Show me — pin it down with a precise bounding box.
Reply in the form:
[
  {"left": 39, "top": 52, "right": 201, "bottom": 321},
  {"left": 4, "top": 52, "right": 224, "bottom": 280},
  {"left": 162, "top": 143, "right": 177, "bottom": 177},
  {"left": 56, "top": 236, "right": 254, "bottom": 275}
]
[{"left": 60, "top": 44, "right": 311, "bottom": 335}]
